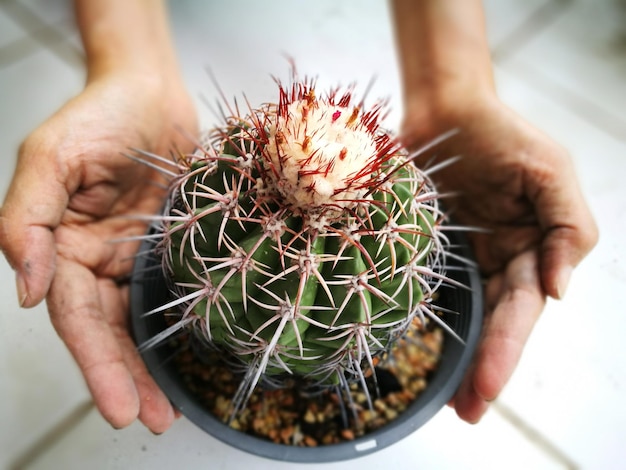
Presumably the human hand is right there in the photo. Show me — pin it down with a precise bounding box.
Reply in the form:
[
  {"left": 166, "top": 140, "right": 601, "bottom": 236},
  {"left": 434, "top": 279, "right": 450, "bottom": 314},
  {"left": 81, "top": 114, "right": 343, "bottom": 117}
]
[
  {"left": 401, "top": 94, "right": 598, "bottom": 423},
  {"left": 0, "top": 70, "right": 198, "bottom": 433}
]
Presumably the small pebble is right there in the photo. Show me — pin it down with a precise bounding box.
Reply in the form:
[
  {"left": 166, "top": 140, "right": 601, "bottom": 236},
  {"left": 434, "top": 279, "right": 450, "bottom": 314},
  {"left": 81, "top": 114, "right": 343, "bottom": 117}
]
[
  {"left": 170, "top": 317, "right": 443, "bottom": 447},
  {"left": 340, "top": 429, "right": 355, "bottom": 441}
]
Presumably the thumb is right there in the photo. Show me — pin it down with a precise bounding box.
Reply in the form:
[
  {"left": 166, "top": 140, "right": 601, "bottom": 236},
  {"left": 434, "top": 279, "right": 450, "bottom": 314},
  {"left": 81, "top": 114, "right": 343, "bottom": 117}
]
[
  {"left": 532, "top": 153, "right": 598, "bottom": 299},
  {"left": 541, "top": 220, "right": 597, "bottom": 300},
  {"left": 0, "top": 137, "right": 71, "bottom": 307}
]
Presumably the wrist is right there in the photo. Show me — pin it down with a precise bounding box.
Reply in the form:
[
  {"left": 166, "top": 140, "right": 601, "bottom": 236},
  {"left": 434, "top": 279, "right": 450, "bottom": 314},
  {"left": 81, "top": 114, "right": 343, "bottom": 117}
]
[
  {"left": 75, "top": 0, "right": 180, "bottom": 81},
  {"left": 399, "top": 39, "right": 497, "bottom": 139},
  {"left": 391, "top": 0, "right": 497, "bottom": 142},
  {"left": 400, "top": 76, "right": 499, "bottom": 148}
]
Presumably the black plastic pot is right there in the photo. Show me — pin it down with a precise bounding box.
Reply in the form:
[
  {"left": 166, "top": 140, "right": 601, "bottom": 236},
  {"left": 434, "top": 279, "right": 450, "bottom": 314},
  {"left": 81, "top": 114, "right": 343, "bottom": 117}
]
[{"left": 130, "top": 228, "right": 483, "bottom": 463}]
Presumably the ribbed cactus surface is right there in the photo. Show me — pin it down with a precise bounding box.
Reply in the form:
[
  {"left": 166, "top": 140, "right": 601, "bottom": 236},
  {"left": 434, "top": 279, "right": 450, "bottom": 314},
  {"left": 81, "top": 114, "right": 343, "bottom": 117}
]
[{"left": 150, "top": 77, "right": 448, "bottom": 412}]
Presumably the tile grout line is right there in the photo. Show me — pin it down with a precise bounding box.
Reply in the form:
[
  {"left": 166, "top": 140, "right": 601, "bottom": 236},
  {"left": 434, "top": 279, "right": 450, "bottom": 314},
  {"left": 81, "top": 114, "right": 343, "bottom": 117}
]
[
  {"left": 7, "top": 400, "right": 95, "bottom": 470},
  {"left": 0, "top": 0, "right": 84, "bottom": 69},
  {"left": 491, "top": 0, "right": 574, "bottom": 63},
  {"left": 490, "top": 0, "right": 626, "bottom": 143},
  {"left": 492, "top": 400, "right": 579, "bottom": 470},
  {"left": 500, "top": 58, "right": 626, "bottom": 144}
]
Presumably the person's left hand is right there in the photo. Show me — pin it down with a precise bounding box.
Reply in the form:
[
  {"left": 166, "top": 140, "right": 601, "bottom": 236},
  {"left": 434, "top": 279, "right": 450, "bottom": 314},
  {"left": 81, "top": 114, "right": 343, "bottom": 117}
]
[{"left": 401, "top": 94, "right": 598, "bottom": 423}]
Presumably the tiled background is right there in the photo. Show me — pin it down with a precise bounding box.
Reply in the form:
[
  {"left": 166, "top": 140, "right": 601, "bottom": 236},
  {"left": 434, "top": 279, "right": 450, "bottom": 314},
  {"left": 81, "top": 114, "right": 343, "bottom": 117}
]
[{"left": 1, "top": 0, "right": 625, "bottom": 469}]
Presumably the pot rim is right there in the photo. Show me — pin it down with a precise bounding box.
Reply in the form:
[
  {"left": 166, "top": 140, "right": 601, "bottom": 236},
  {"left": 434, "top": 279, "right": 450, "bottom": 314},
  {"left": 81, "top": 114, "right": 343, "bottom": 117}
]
[{"left": 130, "top": 227, "right": 483, "bottom": 463}]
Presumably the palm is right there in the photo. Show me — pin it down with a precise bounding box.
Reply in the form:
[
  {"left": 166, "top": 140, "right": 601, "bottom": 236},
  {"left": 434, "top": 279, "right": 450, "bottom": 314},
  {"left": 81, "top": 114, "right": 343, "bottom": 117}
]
[
  {"left": 411, "top": 102, "right": 551, "bottom": 273},
  {"left": 56, "top": 151, "right": 165, "bottom": 284}
]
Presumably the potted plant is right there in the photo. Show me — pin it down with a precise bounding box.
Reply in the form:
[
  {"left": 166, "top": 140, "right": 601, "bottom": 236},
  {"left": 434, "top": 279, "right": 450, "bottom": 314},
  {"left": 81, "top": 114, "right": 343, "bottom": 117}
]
[{"left": 130, "top": 74, "right": 483, "bottom": 463}]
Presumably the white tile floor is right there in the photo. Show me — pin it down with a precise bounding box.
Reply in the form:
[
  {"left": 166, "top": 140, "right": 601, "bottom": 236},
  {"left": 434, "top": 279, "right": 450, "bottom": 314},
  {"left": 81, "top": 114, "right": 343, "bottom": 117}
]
[{"left": 1, "top": 0, "right": 625, "bottom": 469}]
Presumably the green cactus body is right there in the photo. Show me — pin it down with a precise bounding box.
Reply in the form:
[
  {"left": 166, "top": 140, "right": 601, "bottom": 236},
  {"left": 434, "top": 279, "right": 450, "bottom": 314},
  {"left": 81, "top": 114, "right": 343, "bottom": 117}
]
[{"left": 156, "top": 77, "right": 447, "bottom": 412}]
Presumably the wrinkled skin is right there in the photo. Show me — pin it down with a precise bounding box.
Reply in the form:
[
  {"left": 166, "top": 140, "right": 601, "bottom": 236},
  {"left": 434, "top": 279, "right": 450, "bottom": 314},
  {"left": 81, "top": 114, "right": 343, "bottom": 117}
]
[
  {"left": 402, "top": 95, "right": 598, "bottom": 423},
  {"left": 0, "top": 71, "right": 198, "bottom": 433}
]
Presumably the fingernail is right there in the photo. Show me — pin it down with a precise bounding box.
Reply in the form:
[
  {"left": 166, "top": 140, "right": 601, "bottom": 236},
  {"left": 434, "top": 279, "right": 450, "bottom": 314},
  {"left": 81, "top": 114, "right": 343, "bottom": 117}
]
[
  {"left": 16, "top": 273, "right": 28, "bottom": 307},
  {"left": 556, "top": 266, "right": 573, "bottom": 300}
]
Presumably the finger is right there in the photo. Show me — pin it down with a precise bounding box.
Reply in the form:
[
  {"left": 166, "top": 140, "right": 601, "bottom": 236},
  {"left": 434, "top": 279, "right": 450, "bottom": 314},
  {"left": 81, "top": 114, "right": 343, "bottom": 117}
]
[
  {"left": 470, "top": 225, "right": 542, "bottom": 275},
  {"left": 453, "top": 364, "right": 489, "bottom": 424},
  {"left": 47, "top": 258, "right": 140, "bottom": 429},
  {"left": 541, "top": 215, "right": 598, "bottom": 299},
  {"left": 0, "top": 135, "right": 75, "bottom": 307},
  {"left": 484, "top": 271, "right": 503, "bottom": 314},
  {"left": 530, "top": 153, "right": 598, "bottom": 299},
  {"left": 101, "top": 282, "right": 176, "bottom": 433},
  {"left": 454, "top": 250, "right": 545, "bottom": 422}
]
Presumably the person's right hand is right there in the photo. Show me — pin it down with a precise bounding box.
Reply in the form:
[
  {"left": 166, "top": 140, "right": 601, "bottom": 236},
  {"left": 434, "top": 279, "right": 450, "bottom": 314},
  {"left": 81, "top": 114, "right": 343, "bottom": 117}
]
[{"left": 0, "top": 69, "right": 198, "bottom": 433}]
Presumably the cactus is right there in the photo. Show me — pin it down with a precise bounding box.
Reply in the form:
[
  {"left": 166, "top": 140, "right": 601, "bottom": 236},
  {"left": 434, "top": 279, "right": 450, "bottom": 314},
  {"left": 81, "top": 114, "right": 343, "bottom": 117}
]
[{"left": 137, "top": 75, "right": 459, "bottom": 417}]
